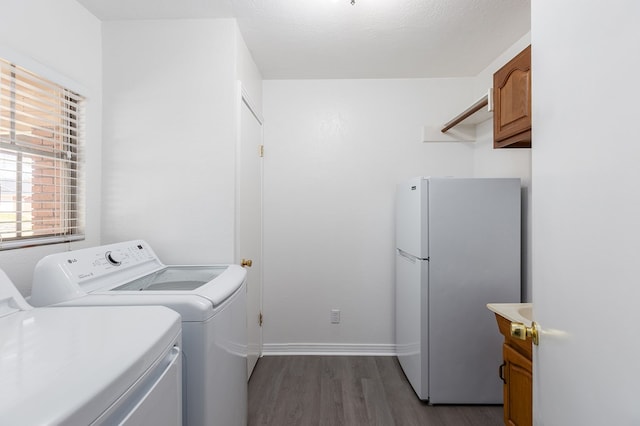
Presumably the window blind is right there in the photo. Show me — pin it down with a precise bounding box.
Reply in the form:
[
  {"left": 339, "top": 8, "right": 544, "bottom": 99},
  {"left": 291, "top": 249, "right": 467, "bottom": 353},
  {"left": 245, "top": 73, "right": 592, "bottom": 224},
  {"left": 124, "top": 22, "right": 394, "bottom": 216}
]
[{"left": 0, "top": 57, "right": 84, "bottom": 249}]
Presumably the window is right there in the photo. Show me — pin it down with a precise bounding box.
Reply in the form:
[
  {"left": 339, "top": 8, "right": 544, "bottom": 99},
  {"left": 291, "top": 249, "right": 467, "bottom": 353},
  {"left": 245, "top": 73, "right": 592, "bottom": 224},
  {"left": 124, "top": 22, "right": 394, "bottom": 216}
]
[{"left": 0, "top": 58, "right": 84, "bottom": 249}]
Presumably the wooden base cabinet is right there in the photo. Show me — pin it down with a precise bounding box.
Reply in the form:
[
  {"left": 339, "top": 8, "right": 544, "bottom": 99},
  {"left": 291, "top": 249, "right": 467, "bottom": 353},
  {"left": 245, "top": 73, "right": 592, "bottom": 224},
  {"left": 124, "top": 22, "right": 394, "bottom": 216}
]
[
  {"left": 503, "top": 343, "right": 532, "bottom": 426},
  {"left": 495, "top": 314, "right": 532, "bottom": 426}
]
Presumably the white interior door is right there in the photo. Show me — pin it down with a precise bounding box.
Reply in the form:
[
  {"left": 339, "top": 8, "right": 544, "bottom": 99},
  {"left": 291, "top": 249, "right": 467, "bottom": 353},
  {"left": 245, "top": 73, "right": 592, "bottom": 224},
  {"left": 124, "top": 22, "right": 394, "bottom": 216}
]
[
  {"left": 532, "top": 3, "right": 640, "bottom": 424},
  {"left": 237, "top": 87, "right": 263, "bottom": 378}
]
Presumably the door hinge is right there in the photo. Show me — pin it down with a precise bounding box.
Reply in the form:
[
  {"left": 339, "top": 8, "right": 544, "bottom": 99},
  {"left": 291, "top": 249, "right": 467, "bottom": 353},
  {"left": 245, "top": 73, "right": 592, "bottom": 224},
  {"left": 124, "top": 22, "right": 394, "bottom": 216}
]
[
  {"left": 259, "top": 311, "right": 263, "bottom": 327},
  {"left": 259, "top": 145, "right": 264, "bottom": 157}
]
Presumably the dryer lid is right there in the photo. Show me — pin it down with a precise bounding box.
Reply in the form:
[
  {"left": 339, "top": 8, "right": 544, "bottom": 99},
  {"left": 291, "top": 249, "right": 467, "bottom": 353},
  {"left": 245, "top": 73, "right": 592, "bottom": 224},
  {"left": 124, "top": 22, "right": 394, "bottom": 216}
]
[
  {"left": 0, "top": 305, "right": 180, "bottom": 425},
  {"left": 0, "top": 269, "right": 31, "bottom": 317}
]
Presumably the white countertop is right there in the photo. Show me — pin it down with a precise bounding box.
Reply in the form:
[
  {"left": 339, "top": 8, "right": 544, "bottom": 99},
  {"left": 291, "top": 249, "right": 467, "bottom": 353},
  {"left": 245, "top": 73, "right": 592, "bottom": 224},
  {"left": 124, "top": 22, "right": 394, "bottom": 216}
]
[{"left": 487, "top": 302, "right": 533, "bottom": 326}]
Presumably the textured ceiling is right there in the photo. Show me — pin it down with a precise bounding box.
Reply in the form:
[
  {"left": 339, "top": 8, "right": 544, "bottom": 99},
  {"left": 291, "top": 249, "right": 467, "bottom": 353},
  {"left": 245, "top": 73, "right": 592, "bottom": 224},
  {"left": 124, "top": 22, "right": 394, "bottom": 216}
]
[
  {"left": 76, "top": 0, "right": 234, "bottom": 20},
  {"left": 76, "top": 0, "right": 531, "bottom": 79}
]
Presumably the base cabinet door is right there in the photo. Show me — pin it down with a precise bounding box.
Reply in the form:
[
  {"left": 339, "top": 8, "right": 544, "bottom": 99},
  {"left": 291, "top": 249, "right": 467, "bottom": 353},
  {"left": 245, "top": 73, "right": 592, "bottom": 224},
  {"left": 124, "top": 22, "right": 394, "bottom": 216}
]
[{"left": 503, "top": 343, "right": 532, "bottom": 426}]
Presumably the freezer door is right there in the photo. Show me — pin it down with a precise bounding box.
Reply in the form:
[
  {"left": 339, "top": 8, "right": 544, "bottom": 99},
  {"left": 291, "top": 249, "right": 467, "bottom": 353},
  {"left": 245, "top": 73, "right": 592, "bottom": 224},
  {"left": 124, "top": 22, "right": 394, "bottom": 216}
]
[
  {"left": 395, "top": 177, "right": 428, "bottom": 258},
  {"left": 395, "top": 250, "right": 428, "bottom": 400}
]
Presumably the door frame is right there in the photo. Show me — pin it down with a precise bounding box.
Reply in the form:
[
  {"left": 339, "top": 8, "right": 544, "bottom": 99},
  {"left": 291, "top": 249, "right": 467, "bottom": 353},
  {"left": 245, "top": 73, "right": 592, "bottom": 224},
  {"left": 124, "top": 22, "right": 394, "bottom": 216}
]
[{"left": 235, "top": 83, "right": 264, "bottom": 376}]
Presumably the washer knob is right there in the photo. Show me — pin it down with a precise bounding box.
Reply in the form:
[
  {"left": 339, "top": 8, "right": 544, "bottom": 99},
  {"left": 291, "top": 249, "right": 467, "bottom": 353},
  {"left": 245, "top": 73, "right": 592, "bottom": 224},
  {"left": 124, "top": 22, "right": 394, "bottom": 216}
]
[{"left": 105, "top": 251, "right": 122, "bottom": 266}]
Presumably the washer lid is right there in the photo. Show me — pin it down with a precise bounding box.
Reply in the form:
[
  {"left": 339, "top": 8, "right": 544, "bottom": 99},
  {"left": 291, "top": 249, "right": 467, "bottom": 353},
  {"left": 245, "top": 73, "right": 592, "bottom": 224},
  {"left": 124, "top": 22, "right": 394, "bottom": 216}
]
[
  {"left": 113, "top": 265, "right": 229, "bottom": 291},
  {"left": 0, "top": 305, "right": 181, "bottom": 425},
  {"left": 106, "top": 264, "right": 248, "bottom": 310}
]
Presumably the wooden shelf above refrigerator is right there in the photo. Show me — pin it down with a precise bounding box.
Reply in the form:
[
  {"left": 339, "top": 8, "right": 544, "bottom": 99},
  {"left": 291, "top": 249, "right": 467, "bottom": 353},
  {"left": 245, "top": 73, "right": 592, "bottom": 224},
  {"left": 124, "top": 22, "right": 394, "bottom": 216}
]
[{"left": 422, "top": 90, "right": 492, "bottom": 143}]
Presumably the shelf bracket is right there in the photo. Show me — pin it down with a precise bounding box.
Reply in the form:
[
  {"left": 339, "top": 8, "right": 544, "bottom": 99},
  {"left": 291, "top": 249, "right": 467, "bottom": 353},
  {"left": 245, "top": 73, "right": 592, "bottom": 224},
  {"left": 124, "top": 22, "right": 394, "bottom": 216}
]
[{"left": 440, "top": 94, "right": 489, "bottom": 133}]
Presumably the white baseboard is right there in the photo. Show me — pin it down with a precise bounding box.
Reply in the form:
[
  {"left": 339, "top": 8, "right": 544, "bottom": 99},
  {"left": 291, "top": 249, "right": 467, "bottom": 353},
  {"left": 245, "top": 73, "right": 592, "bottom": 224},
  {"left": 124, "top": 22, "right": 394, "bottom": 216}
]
[{"left": 261, "top": 343, "right": 396, "bottom": 356}]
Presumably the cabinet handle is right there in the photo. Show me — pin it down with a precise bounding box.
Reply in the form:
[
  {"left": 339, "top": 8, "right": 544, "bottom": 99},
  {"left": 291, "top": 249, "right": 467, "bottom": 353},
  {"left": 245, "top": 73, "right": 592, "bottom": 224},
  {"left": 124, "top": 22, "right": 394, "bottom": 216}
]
[{"left": 499, "top": 362, "right": 507, "bottom": 384}]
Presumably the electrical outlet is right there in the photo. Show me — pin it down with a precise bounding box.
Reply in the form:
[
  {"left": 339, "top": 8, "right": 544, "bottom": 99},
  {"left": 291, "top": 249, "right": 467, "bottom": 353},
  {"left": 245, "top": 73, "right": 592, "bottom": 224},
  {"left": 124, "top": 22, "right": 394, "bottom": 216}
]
[{"left": 331, "top": 309, "right": 340, "bottom": 324}]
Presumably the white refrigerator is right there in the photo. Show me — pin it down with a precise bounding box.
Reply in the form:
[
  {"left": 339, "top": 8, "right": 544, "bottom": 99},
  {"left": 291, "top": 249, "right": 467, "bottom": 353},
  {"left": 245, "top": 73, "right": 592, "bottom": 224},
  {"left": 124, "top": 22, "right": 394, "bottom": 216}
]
[{"left": 395, "top": 177, "right": 521, "bottom": 404}]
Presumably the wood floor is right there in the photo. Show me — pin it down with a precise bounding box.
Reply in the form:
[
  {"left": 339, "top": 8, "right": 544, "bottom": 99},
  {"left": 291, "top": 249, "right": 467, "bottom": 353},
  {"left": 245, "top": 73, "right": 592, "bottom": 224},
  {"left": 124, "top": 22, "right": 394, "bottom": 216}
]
[{"left": 248, "top": 356, "right": 503, "bottom": 426}]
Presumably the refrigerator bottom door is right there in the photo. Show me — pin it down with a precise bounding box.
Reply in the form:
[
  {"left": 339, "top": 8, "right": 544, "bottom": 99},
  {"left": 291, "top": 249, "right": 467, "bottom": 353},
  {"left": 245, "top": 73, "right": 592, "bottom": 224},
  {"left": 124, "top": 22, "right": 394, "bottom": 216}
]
[{"left": 395, "top": 250, "right": 428, "bottom": 400}]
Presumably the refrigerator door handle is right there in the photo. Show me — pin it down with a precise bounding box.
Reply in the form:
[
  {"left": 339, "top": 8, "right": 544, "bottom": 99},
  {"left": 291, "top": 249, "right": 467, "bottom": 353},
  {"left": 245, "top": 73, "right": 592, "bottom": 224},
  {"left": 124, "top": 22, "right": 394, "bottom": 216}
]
[{"left": 397, "top": 248, "right": 428, "bottom": 262}]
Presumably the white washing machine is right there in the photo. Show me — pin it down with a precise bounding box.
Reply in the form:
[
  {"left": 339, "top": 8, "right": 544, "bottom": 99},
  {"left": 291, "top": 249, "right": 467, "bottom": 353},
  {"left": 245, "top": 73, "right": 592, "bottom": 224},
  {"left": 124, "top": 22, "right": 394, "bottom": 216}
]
[
  {"left": 29, "top": 240, "right": 248, "bottom": 426},
  {"left": 0, "top": 269, "right": 182, "bottom": 425}
]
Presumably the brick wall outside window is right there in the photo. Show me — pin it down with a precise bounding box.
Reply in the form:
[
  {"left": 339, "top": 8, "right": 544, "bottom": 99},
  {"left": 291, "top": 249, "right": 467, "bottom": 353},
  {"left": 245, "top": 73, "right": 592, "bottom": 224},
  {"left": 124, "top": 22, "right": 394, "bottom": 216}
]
[{"left": 0, "top": 58, "right": 82, "bottom": 248}]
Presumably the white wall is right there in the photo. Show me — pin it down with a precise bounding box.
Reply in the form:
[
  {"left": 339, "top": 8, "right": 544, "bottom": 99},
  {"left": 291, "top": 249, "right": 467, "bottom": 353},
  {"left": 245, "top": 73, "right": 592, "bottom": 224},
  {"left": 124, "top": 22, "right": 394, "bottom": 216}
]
[
  {"left": 262, "top": 78, "right": 476, "bottom": 353},
  {"left": 235, "top": 26, "right": 263, "bottom": 117},
  {"left": 473, "top": 32, "right": 532, "bottom": 301},
  {"left": 101, "top": 19, "right": 261, "bottom": 264},
  {"left": 262, "top": 37, "right": 533, "bottom": 352},
  {"left": 0, "top": 0, "right": 102, "bottom": 295}
]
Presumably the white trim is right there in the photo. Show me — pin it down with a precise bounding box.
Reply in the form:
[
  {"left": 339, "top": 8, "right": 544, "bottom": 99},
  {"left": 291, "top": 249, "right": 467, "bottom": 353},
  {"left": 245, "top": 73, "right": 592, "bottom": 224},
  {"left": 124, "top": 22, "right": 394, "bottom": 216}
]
[
  {"left": 0, "top": 46, "right": 88, "bottom": 96},
  {"left": 262, "top": 343, "right": 396, "bottom": 356},
  {"left": 235, "top": 81, "right": 265, "bottom": 371},
  {"left": 0, "top": 235, "right": 84, "bottom": 251}
]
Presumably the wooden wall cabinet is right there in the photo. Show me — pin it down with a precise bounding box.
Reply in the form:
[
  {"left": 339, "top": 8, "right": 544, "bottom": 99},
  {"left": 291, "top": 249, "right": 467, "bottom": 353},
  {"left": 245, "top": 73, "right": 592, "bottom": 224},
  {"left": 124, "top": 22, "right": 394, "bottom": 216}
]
[
  {"left": 493, "top": 45, "right": 531, "bottom": 149},
  {"left": 495, "top": 313, "right": 532, "bottom": 426}
]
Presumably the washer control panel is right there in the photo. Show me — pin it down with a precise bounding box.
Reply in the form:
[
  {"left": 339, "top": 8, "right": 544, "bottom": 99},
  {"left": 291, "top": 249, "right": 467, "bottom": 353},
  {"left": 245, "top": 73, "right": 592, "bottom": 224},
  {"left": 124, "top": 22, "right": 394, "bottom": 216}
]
[
  {"left": 30, "top": 240, "right": 164, "bottom": 306},
  {"left": 72, "top": 242, "right": 156, "bottom": 280},
  {"left": 54, "top": 241, "right": 159, "bottom": 284}
]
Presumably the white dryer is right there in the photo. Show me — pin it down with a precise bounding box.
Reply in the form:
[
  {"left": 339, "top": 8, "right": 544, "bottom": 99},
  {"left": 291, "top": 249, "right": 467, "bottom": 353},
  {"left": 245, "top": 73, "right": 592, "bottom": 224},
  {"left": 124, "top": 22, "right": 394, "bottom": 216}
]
[
  {"left": 29, "top": 240, "right": 248, "bottom": 426},
  {"left": 0, "top": 269, "right": 182, "bottom": 425}
]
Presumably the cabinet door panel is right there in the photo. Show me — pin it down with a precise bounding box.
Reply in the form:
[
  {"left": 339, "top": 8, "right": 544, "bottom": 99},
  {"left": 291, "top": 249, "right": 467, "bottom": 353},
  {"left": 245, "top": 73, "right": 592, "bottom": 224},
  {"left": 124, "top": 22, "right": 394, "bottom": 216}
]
[
  {"left": 494, "top": 45, "right": 532, "bottom": 148},
  {"left": 499, "top": 70, "right": 530, "bottom": 128},
  {"left": 503, "top": 343, "right": 532, "bottom": 426}
]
